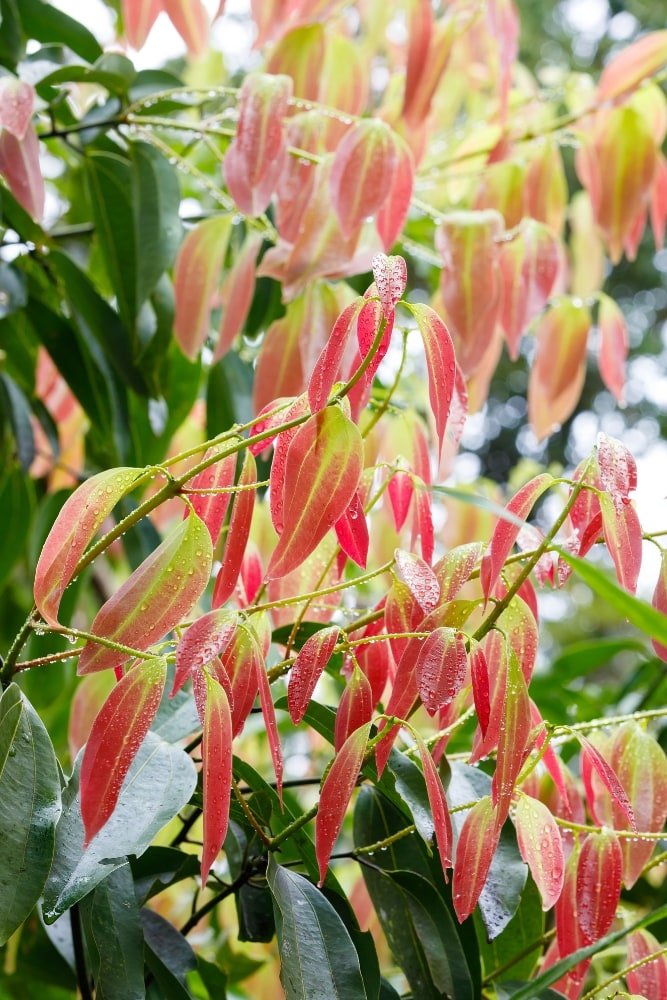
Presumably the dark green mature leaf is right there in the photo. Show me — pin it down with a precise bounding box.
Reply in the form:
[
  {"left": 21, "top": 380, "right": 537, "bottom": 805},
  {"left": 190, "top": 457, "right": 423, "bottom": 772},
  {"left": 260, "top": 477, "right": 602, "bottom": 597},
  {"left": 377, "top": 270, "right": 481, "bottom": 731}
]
[
  {"left": 0, "top": 0, "right": 23, "bottom": 68},
  {"left": 43, "top": 732, "right": 196, "bottom": 920},
  {"left": 0, "top": 467, "right": 34, "bottom": 586},
  {"left": 131, "top": 141, "right": 182, "bottom": 307},
  {"left": 130, "top": 847, "right": 200, "bottom": 903},
  {"left": 20, "top": 0, "right": 102, "bottom": 62},
  {"left": 236, "top": 882, "right": 275, "bottom": 943},
  {"left": 475, "top": 878, "right": 544, "bottom": 983},
  {"left": 142, "top": 908, "right": 197, "bottom": 998},
  {"left": 267, "top": 857, "right": 368, "bottom": 1000},
  {"left": 0, "top": 684, "right": 61, "bottom": 945},
  {"left": 0, "top": 372, "right": 35, "bottom": 470},
  {"left": 0, "top": 262, "right": 28, "bottom": 318},
  {"left": 196, "top": 956, "right": 228, "bottom": 998},
  {"left": 39, "top": 54, "right": 136, "bottom": 95},
  {"left": 206, "top": 354, "right": 255, "bottom": 437},
  {"left": 80, "top": 864, "right": 144, "bottom": 1000},
  {"left": 323, "top": 889, "right": 382, "bottom": 1000},
  {"left": 387, "top": 748, "right": 435, "bottom": 845}
]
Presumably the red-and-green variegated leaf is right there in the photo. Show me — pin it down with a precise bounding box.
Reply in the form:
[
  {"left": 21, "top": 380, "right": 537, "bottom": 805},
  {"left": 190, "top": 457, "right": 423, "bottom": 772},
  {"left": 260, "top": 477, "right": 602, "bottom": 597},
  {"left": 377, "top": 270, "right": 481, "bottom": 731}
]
[
  {"left": 578, "top": 735, "right": 637, "bottom": 830},
  {"left": 371, "top": 253, "right": 407, "bottom": 320},
  {"left": 433, "top": 542, "right": 484, "bottom": 601},
  {"left": 402, "top": 9, "right": 456, "bottom": 128},
  {"left": 334, "top": 664, "right": 373, "bottom": 752},
  {"left": 385, "top": 573, "right": 423, "bottom": 667},
  {"left": 514, "top": 794, "right": 564, "bottom": 910},
  {"left": 523, "top": 139, "right": 567, "bottom": 235},
  {"left": 576, "top": 831, "right": 623, "bottom": 944},
  {"left": 185, "top": 446, "right": 237, "bottom": 545},
  {"left": 471, "top": 643, "right": 490, "bottom": 738},
  {"left": 330, "top": 119, "right": 398, "bottom": 238},
  {"left": 78, "top": 514, "right": 213, "bottom": 675},
  {"left": 80, "top": 657, "right": 167, "bottom": 844},
  {"left": 418, "top": 737, "right": 452, "bottom": 876},
  {"left": 254, "top": 631, "right": 283, "bottom": 801},
  {"left": 212, "top": 451, "right": 257, "bottom": 607},
  {"left": 388, "top": 469, "right": 414, "bottom": 532},
  {"left": 597, "top": 30, "right": 667, "bottom": 102},
  {"left": 161, "top": 0, "right": 208, "bottom": 55},
  {"left": 652, "top": 550, "right": 667, "bottom": 661},
  {"left": 0, "top": 123, "right": 44, "bottom": 219},
  {"left": 308, "top": 299, "right": 365, "bottom": 413},
  {"left": 288, "top": 625, "right": 340, "bottom": 724},
  {"left": 497, "top": 595, "right": 539, "bottom": 683},
  {"left": 599, "top": 492, "right": 643, "bottom": 593},
  {"left": 223, "top": 73, "right": 293, "bottom": 216},
  {"left": 173, "top": 215, "right": 233, "bottom": 360},
  {"left": 214, "top": 230, "right": 263, "bottom": 362},
  {"left": 254, "top": 316, "right": 305, "bottom": 415},
  {"left": 123, "top": 0, "right": 160, "bottom": 49},
  {"left": 528, "top": 299, "right": 591, "bottom": 440},
  {"left": 376, "top": 136, "right": 414, "bottom": 250},
  {"left": 266, "top": 23, "right": 325, "bottom": 102},
  {"left": 492, "top": 650, "right": 532, "bottom": 829},
  {"left": 394, "top": 548, "right": 440, "bottom": 615},
  {"left": 334, "top": 491, "right": 368, "bottom": 569},
  {"left": 480, "top": 473, "right": 554, "bottom": 600},
  {"left": 193, "top": 669, "right": 233, "bottom": 883},
  {"left": 35, "top": 467, "right": 143, "bottom": 626},
  {"left": 0, "top": 77, "right": 34, "bottom": 140},
  {"left": 415, "top": 627, "right": 467, "bottom": 716},
  {"left": 611, "top": 723, "right": 667, "bottom": 887},
  {"left": 627, "top": 929, "right": 667, "bottom": 997},
  {"left": 452, "top": 795, "right": 499, "bottom": 924},
  {"left": 267, "top": 407, "right": 363, "bottom": 579},
  {"left": 316, "top": 722, "right": 371, "bottom": 886},
  {"left": 434, "top": 210, "right": 503, "bottom": 376},
  {"left": 276, "top": 111, "right": 322, "bottom": 243},
  {"left": 411, "top": 475, "right": 434, "bottom": 564},
  {"left": 498, "top": 219, "right": 561, "bottom": 360},
  {"left": 407, "top": 302, "right": 456, "bottom": 460},
  {"left": 172, "top": 608, "right": 238, "bottom": 695},
  {"left": 597, "top": 293, "right": 628, "bottom": 402},
  {"left": 220, "top": 618, "right": 261, "bottom": 737},
  {"left": 269, "top": 395, "right": 310, "bottom": 533},
  {"left": 595, "top": 431, "right": 637, "bottom": 499}
]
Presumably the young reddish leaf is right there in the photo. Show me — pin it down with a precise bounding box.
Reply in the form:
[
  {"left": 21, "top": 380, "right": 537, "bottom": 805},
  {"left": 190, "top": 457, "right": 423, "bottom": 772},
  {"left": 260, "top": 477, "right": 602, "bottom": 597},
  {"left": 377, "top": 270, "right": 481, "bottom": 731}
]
[
  {"left": 35, "top": 467, "right": 142, "bottom": 626},
  {"left": 394, "top": 549, "right": 440, "bottom": 615},
  {"left": 223, "top": 73, "right": 293, "bottom": 216},
  {"left": 80, "top": 657, "right": 167, "bottom": 844},
  {"left": 0, "top": 77, "right": 34, "bottom": 140},
  {"left": 595, "top": 431, "right": 638, "bottom": 500},
  {"left": 0, "top": 124, "right": 45, "bottom": 220},
  {"left": 433, "top": 542, "right": 484, "bottom": 601},
  {"left": 267, "top": 408, "right": 364, "bottom": 580},
  {"left": 173, "top": 215, "right": 233, "bottom": 360},
  {"left": 185, "top": 446, "right": 237, "bottom": 545},
  {"left": 287, "top": 625, "right": 340, "bottom": 724},
  {"left": 334, "top": 491, "right": 369, "bottom": 569},
  {"left": 212, "top": 451, "right": 257, "bottom": 607},
  {"left": 578, "top": 735, "right": 637, "bottom": 830},
  {"left": 452, "top": 796, "right": 499, "bottom": 923},
  {"left": 388, "top": 469, "right": 414, "bottom": 532},
  {"left": 555, "top": 846, "right": 586, "bottom": 959},
  {"left": 627, "top": 928, "right": 667, "bottom": 998},
  {"left": 353, "top": 611, "right": 390, "bottom": 706},
  {"left": 480, "top": 473, "right": 554, "bottom": 600},
  {"left": 269, "top": 395, "right": 310, "bottom": 533},
  {"left": 266, "top": 23, "right": 325, "bottom": 101},
  {"left": 68, "top": 672, "right": 115, "bottom": 760},
  {"left": 435, "top": 210, "right": 503, "bottom": 376},
  {"left": 523, "top": 139, "right": 567, "bottom": 235},
  {"left": 651, "top": 153, "right": 667, "bottom": 249},
  {"left": 334, "top": 664, "right": 373, "bottom": 751},
  {"left": 308, "top": 299, "right": 365, "bottom": 413},
  {"left": 376, "top": 136, "right": 414, "bottom": 250},
  {"left": 239, "top": 542, "right": 263, "bottom": 605},
  {"left": 597, "top": 293, "right": 628, "bottom": 402},
  {"left": 492, "top": 649, "right": 532, "bottom": 829},
  {"left": 371, "top": 253, "right": 407, "bottom": 320},
  {"left": 220, "top": 620, "right": 262, "bottom": 737},
  {"left": 194, "top": 669, "right": 233, "bottom": 883},
  {"left": 498, "top": 220, "right": 561, "bottom": 360},
  {"left": 406, "top": 302, "right": 456, "bottom": 459},
  {"left": 254, "top": 632, "right": 283, "bottom": 801},
  {"left": 276, "top": 111, "right": 322, "bottom": 243},
  {"left": 161, "top": 0, "right": 209, "bottom": 56},
  {"left": 417, "top": 737, "right": 453, "bottom": 876},
  {"left": 330, "top": 119, "right": 398, "bottom": 237},
  {"left": 402, "top": 8, "right": 456, "bottom": 127},
  {"left": 528, "top": 299, "right": 591, "bottom": 439},
  {"left": 123, "top": 0, "right": 161, "bottom": 49},
  {"left": 410, "top": 478, "right": 434, "bottom": 566},
  {"left": 415, "top": 627, "right": 467, "bottom": 716},
  {"left": 172, "top": 608, "right": 238, "bottom": 695},
  {"left": 316, "top": 722, "right": 371, "bottom": 886},
  {"left": 470, "top": 643, "right": 491, "bottom": 737},
  {"left": 474, "top": 160, "right": 525, "bottom": 229},
  {"left": 385, "top": 573, "right": 424, "bottom": 667},
  {"left": 214, "top": 231, "right": 263, "bottom": 361},
  {"left": 597, "top": 30, "right": 667, "bottom": 101},
  {"left": 514, "top": 794, "right": 564, "bottom": 910},
  {"left": 599, "top": 492, "right": 643, "bottom": 594},
  {"left": 576, "top": 831, "right": 623, "bottom": 944},
  {"left": 356, "top": 298, "right": 391, "bottom": 387},
  {"left": 78, "top": 513, "right": 213, "bottom": 675},
  {"left": 652, "top": 549, "right": 667, "bottom": 661}
]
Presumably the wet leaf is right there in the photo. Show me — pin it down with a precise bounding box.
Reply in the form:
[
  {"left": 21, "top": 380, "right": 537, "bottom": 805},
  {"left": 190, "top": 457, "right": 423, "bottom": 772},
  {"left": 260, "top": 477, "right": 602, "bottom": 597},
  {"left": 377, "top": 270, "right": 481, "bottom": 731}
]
[
  {"left": 514, "top": 795, "right": 564, "bottom": 910},
  {"left": 316, "top": 722, "right": 371, "bottom": 885}
]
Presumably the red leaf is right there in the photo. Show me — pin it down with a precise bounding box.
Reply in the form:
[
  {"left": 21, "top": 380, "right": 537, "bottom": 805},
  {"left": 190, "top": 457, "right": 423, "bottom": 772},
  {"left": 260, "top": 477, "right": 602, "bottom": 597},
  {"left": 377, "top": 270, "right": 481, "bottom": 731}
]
[
  {"left": 185, "top": 446, "right": 237, "bottom": 545},
  {"left": 240, "top": 542, "right": 263, "bottom": 605},
  {"left": 0, "top": 123, "right": 44, "bottom": 220},
  {"left": 35, "top": 467, "right": 142, "bottom": 626},
  {"left": 269, "top": 395, "right": 310, "bottom": 533},
  {"left": 650, "top": 153, "right": 667, "bottom": 249},
  {"left": 376, "top": 137, "right": 414, "bottom": 250},
  {"left": 418, "top": 738, "right": 453, "bottom": 876},
  {"left": 287, "top": 626, "right": 340, "bottom": 724},
  {"left": 80, "top": 657, "right": 167, "bottom": 844},
  {"left": 576, "top": 831, "right": 622, "bottom": 944},
  {"left": 480, "top": 473, "right": 554, "bottom": 600},
  {"left": 276, "top": 111, "right": 322, "bottom": 243},
  {"left": 78, "top": 514, "right": 213, "bottom": 675},
  {"left": 223, "top": 73, "right": 293, "bottom": 216},
  {"left": 433, "top": 542, "right": 484, "bottom": 601},
  {"left": 0, "top": 77, "right": 34, "bottom": 140},
  {"left": 330, "top": 119, "right": 398, "bottom": 237},
  {"left": 599, "top": 492, "right": 643, "bottom": 593},
  {"left": 122, "top": 0, "right": 160, "bottom": 49},
  {"left": 597, "top": 293, "right": 628, "bottom": 402},
  {"left": 334, "top": 664, "right": 373, "bottom": 752},
  {"left": 578, "top": 735, "right": 636, "bottom": 830},
  {"left": 267, "top": 408, "right": 364, "bottom": 580},
  {"left": 173, "top": 215, "right": 233, "bottom": 360},
  {"left": 356, "top": 298, "right": 391, "bottom": 387},
  {"left": 316, "top": 722, "right": 371, "bottom": 885},
  {"left": 402, "top": 9, "right": 456, "bottom": 127},
  {"left": 410, "top": 476, "right": 434, "bottom": 564},
  {"left": 394, "top": 549, "right": 440, "bottom": 614},
  {"left": 514, "top": 794, "right": 564, "bottom": 910},
  {"left": 194, "top": 669, "right": 233, "bottom": 883},
  {"left": 595, "top": 432, "right": 637, "bottom": 499},
  {"left": 371, "top": 253, "right": 407, "bottom": 320},
  {"left": 415, "top": 627, "right": 467, "bottom": 716},
  {"left": 492, "top": 649, "right": 532, "bottom": 828},
  {"left": 220, "top": 618, "right": 262, "bottom": 737},
  {"left": 214, "top": 231, "right": 263, "bottom": 361},
  {"left": 470, "top": 643, "right": 490, "bottom": 737},
  {"left": 308, "top": 299, "right": 365, "bottom": 413},
  {"left": 353, "top": 612, "right": 390, "bottom": 706},
  {"left": 254, "top": 630, "right": 283, "bottom": 801},
  {"left": 385, "top": 573, "right": 424, "bottom": 667},
  {"left": 597, "top": 30, "right": 667, "bottom": 101},
  {"left": 407, "top": 302, "right": 456, "bottom": 459},
  {"left": 172, "top": 609, "right": 238, "bottom": 696},
  {"left": 652, "top": 550, "right": 667, "bottom": 661},
  {"left": 334, "top": 491, "right": 369, "bottom": 569},
  {"left": 212, "top": 451, "right": 257, "bottom": 607},
  {"left": 388, "top": 469, "right": 414, "bottom": 531},
  {"left": 627, "top": 929, "right": 667, "bottom": 998},
  {"left": 452, "top": 796, "right": 499, "bottom": 923}
]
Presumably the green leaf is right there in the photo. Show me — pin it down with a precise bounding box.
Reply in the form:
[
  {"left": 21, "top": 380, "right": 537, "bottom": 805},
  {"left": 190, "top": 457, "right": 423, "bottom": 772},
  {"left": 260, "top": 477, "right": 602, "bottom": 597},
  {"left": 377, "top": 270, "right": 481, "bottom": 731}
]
[
  {"left": 267, "top": 857, "right": 368, "bottom": 1000},
  {"left": 39, "top": 53, "right": 136, "bottom": 95},
  {"left": 0, "top": 466, "right": 34, "bottom": 586},
  {"left": 131, "top": 141, "right": 182, "bottom": 308},
  {"left": 80, "top": 864, "right": 144, "bottom": 1000},
  {"left": 0, "top": 261, "right": 28, "bottom": 318},
  {"left": 236, "top": 882, "right": 275, "bottom": 943},
  {"left": 0, "top": 0, "right": 23, "bottom": 69},
  {"left": 43, "top": 732, "right": 196, "bottom": 920},
  {"left": 130, "top": 846, "right": 200, "bottom": 903},
  {"left": 557, "top": 548, "right": 667, "bottom": 646},
  {"left": 142, "top": 908, "right": 197, "bottom": 999},
  {"left": 20, "top": 0, "right": 102, "bottom": 62},
  {"left": 195, "top": 956, "right": 228, "bottom": 998},
  {"left": 0, "top": 372, "right": 35, "bottom": 471},
  {"left": 475, "top": 878, "right": 544, "bottom": 983},
  {"left": 0, "top": 684, "right": 61, "bottom": 945},
  {"left": 386, "top": 748, "right": 435, "bottom": 845}
]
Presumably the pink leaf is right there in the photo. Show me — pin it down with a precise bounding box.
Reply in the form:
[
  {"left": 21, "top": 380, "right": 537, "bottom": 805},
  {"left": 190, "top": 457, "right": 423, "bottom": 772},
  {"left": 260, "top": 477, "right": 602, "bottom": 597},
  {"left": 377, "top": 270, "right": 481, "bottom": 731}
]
[
  {"left": 627, "top": 929, "right": 667, "bottom": 998},
  {"left": 334, "top": 664, "right": 373, "bottom": 751},
  {"left": 185, "top": 446, "right": 237, "bottom": 545},
  {"left": 0, "top": 124, "right": 45, "bottom": 220},
  {"left": 122, "top": 0, "right": 161, "bottom": 49},
  {"left": 173, "top": 215, "right": 233, "bottom": 360},
  {"left": 394, "top": 549, "right": 440, "bottom": 614},
  {"left": 334, "top": 490, "right": 369, "bottom": 569},
  {"left": 433, "top": 542, "right": 484, "bottom": 601},
  {"left": 330, "top": 119, "right": 399, "bottom": 237},
  {"left": 498, "top": 219, "right": 562, "bottom": 360},
  {"left": 514, "top": 794, "right": 564, "bottom": 910},
  {"left": 578, "top": 735, "right": 637, "bottom": 830},
  {"left": 595, "top": 431, "right": 637, "bottom": 499},
  {"left": 220, "top": 619, "right": 262, "bottom": 737},
  {"left": 597, "top": 30, "right": 667, "bottom": 102},
  {"left": 418, "top": 738, "right": 453, "bottom": 876},
  {"left": 651, "top": 549, "right": 667, "bottom": 661},
  {"left": 212, "top": 451, "right": 257, "bottom": 607},
  {"left": 195, "top": 669, "right": 233, "bottom": 883},
  {"left": 387, "top": 469, "right": 414, "bottom": 531},
  {"left": 287, "top": 626, "right": 340, "bottom": 724},
  {"left": 376, "top": 137, "right": 415, "bottom": 250},
  {"left": 255, "top": 632, "right": 283, "bottom": 801},
  {"left": 0, "top": 77, "right": 34, "bottom": 140},
  {"left": 575, "top": 831, "right": 623, "bottom": 944},
  {"left": 528, "top": 299, "right": 591, "bottom": 439},
  {"left": 599, "top": 492, "right": 643, "bottom": 593},
  {"left": 415, "top": 627, "right": 467, "bottom": 716},
  {"left": 407, "top": 302, "right": 456, "bottom": 460},
  {"left": 597, "top": 293, "right": 628, "bottom": 402},
  {"left": 172, "top": 608, "right": 238, "bottom": 695},
  {"left": 470, "top": 643, "right": 491, "bottom": 737},
  {"left": 452, "top": 796, "right": 499, "bottom": 923},
  {"left": 411, "top": 477, "right": 434, "bottom": 564},
  {"left": 269, "top": 395, "right": 310, "bottom": 533},
  {"left": 371, "top": 253, "right": 407, "bottom": 319},
  {"left": 162, "top": 0, "right": 209, "bottom": 56},
  {"left": 308, "top": 299, "right": 365, "bottom": 413},
  {"left": 316, "top": 722, "right": 371, "bottom": 885},
  {"left": 214, "top": 231, "right": 263, "bottom": 362}
]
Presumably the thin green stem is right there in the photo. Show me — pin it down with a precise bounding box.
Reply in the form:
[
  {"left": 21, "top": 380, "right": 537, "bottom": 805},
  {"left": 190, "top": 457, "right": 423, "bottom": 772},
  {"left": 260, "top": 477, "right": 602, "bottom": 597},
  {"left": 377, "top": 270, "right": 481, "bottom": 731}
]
[{"left": 580, "top": 945, "right": 667, "bottom": 1000}]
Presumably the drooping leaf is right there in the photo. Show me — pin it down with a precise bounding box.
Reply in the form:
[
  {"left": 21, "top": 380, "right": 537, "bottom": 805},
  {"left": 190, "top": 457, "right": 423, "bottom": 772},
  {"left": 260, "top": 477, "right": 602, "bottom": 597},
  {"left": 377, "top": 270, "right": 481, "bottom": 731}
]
[
  {"left": 597, "top": 30, "right": 667, "bottom": 101},
  {"left": 78, "top": 512, "right": 213, "bottom": 674},
  {"left": 388, "top": 469, "right": 414, "bottom": 532},
  {"left": 80, "top": 863, "right": 144, "bottom": 1000},
  {"left": 452, "top": 795, "right": 500, "bottom": 924},
  {"left": 335, "top": 490, "right": 369, "bottom": 569},
  {"left": 599, "top": 491, "right": 643, "bottom": 593},
  {"left": 214, "top": 230, "right": 264, "bottom": 361},
  {"left": 406, "top": 302, "right": 456, "bottom": 459},
  {"left": 308, "top": 299, "right": 365, "bottom": 413},
  {"left": 123, "top": 0, "right": 161, "bottom": 49},
  {"left": 492, "top": 651, "right": 532, "bottom": 829},
  {"left": 415, "top": 627, "right": 467, "bottom": 716},
  {"left": 652, "top": 550, "right": 667, "bottom": 661},
  {"left": 528, "top": 299, "right": 591, "bottom": 439},
  {"left": 334, "top": 665, "right": 373, "bottom": 751},
  {"left": 255, "top": 638, "right": 284, "bottom": 801},
  {"left": 173, "top": 214, "right": 233, "bottom": 360},
  {"left": 376, "top": 135, "right": 415, "bottom": 250},
  {"left": 195, "top": 669, "right": 233, "bottom": 883},
  {"left": 161, "top": 0, "right": 210, "bottom": 56},
  {"left": 575, "top": 831, "right": 623, "bottom": 944},
  {"left": 578, "top": 735, "right": 636, "bottom": 830},
  {"left": 597, "top": 292, "right": 628, "bottom": 402},
  {"left": 626, "top": 928, "right": 667, "bottom": 998},
  {"left": 287, "top": 625, "right": 340, "bottom": 724},
  {"left": 212, "top": 450, "right": 257, "bottom": 607},
  {"left": 0, "top": 125, "right": 44, "bottom": 220},
  {"left": 330, "top": 119, "right": 398, "bottom": 237},
  {"left": 185, "top": 445, "right": 237, "bottom": 545},
  {"left": 514, "top": 795, "right": 564, "bottom": 910},
  {"left": 316, "top": 722, "right": 371, "bottom": 885},
  {"left": 172, "top": 608, "right": 237, "bottom": 694},
  {"left": 497, "top": 220, "right": 561, "bottom": 360},
  {"left": 418, "top": 738, "right": 453, "bottom": 876},
  {"left": 269, "top": 394, "right": 311, "bottom": 533}
]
